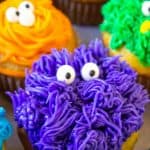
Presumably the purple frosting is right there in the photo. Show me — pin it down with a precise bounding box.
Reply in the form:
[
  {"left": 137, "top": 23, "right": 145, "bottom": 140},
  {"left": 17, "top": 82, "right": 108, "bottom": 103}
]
[{"left": 8, "top": 39, "right": 149, "bottom": 150}]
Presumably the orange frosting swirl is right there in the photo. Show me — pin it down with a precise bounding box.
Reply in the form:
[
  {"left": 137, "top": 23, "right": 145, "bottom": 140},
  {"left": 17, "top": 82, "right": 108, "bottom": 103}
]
[{"left": 0, "top": 0, "right": 76, "bottom": 77}]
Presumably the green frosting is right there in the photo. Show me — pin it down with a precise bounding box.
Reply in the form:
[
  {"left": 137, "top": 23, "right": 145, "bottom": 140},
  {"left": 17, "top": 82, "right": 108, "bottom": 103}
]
[{"left": 100, "top": 0, "right": 150, "bottom": 66}]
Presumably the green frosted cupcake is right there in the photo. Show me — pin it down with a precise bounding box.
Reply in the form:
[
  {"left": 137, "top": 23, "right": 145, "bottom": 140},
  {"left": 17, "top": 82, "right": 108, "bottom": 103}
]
[{"left": 100, "top": 0, "right": 150, "bottom": 91}]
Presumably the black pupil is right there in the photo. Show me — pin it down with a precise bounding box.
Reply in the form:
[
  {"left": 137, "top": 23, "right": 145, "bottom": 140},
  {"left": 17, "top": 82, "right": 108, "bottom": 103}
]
[
  {"left": 66, "top": 72, "right": 71, "bottom": 79},
  {"left": 148, "top": 7, "right": 150, "bottom": 12},
  {"left": 25, "top": 4, "right": 30, "bottom": 8},
  {"left": 16, "top": 11, "right": 20, "bottom": 16},
  {"left": 90, "top": 70, "right": 95, "bottom": 77}
]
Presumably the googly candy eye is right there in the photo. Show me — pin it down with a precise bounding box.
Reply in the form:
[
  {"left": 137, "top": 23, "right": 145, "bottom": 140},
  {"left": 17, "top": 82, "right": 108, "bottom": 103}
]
[
  {"left": 18, "top": 1, "right": 34, "bottom": 13},
  {"left": 18, "top": 11, "right": 35, "bottom": 27},
  {"left": 81, "top": 63, "right": 100, "bottom": 81},
  {"left": 5, "top": 7, "right": 19, "bottom": 23},
  {"left": 142, "top": 1, "right": 150, "bottom": 16},
  {"left": 56, "top": 65, "right": 76, "bottom": 84}
]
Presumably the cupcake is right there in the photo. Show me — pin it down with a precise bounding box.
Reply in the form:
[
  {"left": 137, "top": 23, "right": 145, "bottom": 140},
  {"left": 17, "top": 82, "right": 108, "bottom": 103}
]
[
  {"left": 8, "top": 39, "right": 149, "bottom": 150},
  {"left": 53, "top": 0, "right": 106, "bottom": 25},
  {"left": 0, "top": 0, "right": 77, "bottom": 91},
  {"left": 0, "top": 107, "right": 12, "bottom": 150},
  {"left": 100, "top": 0, "right": 150, "bottom": 91}
]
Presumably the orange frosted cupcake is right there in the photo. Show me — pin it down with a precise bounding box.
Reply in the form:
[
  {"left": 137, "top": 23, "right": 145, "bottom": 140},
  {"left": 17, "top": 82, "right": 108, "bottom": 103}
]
[
  {"left": 53, "top": 0, "right": 106, "bottom": 25},
  {"left": 0, "top": 0, "right": 77, "bottom": 91}
]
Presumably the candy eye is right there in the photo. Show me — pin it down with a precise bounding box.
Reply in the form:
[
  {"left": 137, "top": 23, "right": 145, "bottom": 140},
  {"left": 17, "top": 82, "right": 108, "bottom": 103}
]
[
  {"left": 18, "top": 1, "right": 34, "bottom": 13},
  {"left": 81, "top": 63, "right": 100, "bottom": 81},
  {"left": 142, "top": 1, "right": 150, "bottom": 16},
  {"left": 5, "top": 7, "right": 19, "bottom": 23},
  {"left": 56, "top": 65, "right": 76, "bottom": 84},
  {"left": 18, "top": 11, "right": 35, "bottom": 27}
]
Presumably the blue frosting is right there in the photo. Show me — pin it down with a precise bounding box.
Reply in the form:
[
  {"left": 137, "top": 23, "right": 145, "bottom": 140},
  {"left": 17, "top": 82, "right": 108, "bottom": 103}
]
[{"left": 0, "top": 107, "right": 12, "bottom": 150}]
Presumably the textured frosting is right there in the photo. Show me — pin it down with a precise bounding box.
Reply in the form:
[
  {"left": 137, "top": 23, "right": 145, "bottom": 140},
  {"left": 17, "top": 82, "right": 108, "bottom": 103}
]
[
  {"left": 0, "top": 0, "right": 75, "bottom": 77},
  {"left": 0, "top": 107, "right": 12, "bottom": 150},
  {"left": 8, "top": 39, "right": 149, "bottom": 150},
  {"left": 100, "top": 0, "right": 150, "bottom": 66}
]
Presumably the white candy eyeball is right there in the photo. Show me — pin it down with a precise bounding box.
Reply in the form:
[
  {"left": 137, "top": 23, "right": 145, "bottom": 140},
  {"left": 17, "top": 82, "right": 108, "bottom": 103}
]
[
  {"left": 56, "top": 65, "right": 76, "bottom": 85},
  {"left": 142, "top": 1, "right": 150, "bottom": 16},
  {"left": 81, "top": 63, "right": 100, "bottom": 81},
  {"left": 5, "top": 7, "right": 19, "bottom": 23},
  {"left": 18, "top": 1, "right": 34, "bottom": 13},
  {"left": 18, "top": 11, "right": 35, "bottom": 27}
]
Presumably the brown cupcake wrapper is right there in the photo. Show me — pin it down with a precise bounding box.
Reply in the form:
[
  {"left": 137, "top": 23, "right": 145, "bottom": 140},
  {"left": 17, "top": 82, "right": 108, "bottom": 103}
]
[
  {"left": 17, "top": 128, "right": 33, "bottom": 150},
  {"left": 53, "top": 0, "right": 106, "bottom": 25},
  {"left": 2, "top": 142, "right": 6, "bottom": 150},
  {"left": 138, "top": 75, "right": 150, "bottom": 92},
  {"left": 0, "top": 74, "right": 24, "bottom": 92}
]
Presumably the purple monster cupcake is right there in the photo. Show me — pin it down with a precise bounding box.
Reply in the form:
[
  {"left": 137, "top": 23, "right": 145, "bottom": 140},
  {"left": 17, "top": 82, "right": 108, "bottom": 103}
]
[{"left": 8, "top": 39, "right": 149, "bottom": 150}]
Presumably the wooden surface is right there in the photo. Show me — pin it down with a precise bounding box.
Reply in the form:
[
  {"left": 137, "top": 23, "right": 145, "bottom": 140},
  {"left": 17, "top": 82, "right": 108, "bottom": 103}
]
[{"left": 0, "top": 26, "right": 150, "bottom": 150}]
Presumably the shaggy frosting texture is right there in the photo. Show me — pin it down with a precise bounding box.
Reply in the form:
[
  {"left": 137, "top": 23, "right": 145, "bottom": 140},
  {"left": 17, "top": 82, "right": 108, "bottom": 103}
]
[
  {"left": 8, "top": 39, "right": 149, "bottom": 150},
  {"left": 100, "top": 0, "right": 150, "bottom": 66}
]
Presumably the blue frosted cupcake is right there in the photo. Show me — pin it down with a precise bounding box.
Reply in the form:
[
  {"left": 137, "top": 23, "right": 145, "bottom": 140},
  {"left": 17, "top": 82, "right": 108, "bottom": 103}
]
[
  {"left": 0, "top": 107, "right": 12, "bottom": 150},
  {"left": 8, "top": 39, "right": 149, "bottom": 150}
]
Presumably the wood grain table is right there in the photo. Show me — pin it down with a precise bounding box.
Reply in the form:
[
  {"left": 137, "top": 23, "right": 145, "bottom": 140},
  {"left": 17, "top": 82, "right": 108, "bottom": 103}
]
[{"left": 0, "top": 25, "right": 150, "bottom": 150}]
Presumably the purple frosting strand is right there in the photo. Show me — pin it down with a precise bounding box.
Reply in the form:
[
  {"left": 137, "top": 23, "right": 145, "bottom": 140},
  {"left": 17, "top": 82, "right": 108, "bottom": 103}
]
[{"left": 8, "top": 39, "right": 149, "bottom": 150}]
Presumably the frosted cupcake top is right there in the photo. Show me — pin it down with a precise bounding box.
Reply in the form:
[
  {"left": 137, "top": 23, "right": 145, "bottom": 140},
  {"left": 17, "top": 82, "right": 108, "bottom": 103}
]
[
  {"left": 0, "top": 107, "right": 12, "bottom": 150},
  {"left": 8, "top": 39, "right": 149, "bottom": 150},
  {"left": 0, "top": 0, "right": 75, "bottom": 77},
  {"left": 100, "top": 0, "right": 150, "bottom": 66}
]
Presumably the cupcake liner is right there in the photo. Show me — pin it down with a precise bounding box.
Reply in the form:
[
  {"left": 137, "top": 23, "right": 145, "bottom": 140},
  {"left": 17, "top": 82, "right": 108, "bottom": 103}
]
[
  {"left": 0, "top": 74, "right": 24, "bottom": 92},
  {"left": 2, "top": 143, "right": 6, "bottom": 150},
  {"left": 122, "top": 132, "right": 139, "bottom": 150},
  {"left": 17, "top": 128, "right": 33, "bottom": 150},
  {"left": 138, "top": 75, "right": 150, "bottom": 92},
  {"left": 53, "top": 0, "right": 106, "bottom": 25}
]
